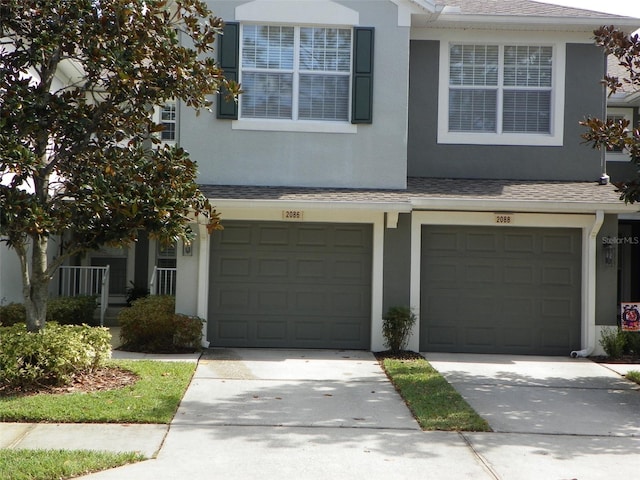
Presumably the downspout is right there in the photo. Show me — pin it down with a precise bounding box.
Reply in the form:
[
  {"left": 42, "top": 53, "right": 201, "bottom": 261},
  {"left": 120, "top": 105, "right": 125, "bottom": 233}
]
[
  {"left": 572, "top": 210, "right": 604, "bottom": 358},
  {"left": 599, "top": 53, "right": 610, "bottom": 186}
]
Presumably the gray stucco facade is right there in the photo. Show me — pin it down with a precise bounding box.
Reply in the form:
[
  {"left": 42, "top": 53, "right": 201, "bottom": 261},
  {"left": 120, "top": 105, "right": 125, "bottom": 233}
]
[{"left": 407, "top": 41, "right": 605, "bottom": 181}]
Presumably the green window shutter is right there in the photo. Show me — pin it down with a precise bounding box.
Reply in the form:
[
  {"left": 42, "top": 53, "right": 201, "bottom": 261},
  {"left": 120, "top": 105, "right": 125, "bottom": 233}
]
[
  {"left": 351, "top": 27, "right": 374, "bottom": 124},
  {"left": 217, "top": 22, "right": 239, "bottom": 120}
]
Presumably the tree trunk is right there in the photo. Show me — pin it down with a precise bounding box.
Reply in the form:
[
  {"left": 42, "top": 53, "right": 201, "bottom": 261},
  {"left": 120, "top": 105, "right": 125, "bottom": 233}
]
[{"left": 22, "top": 236, "right": 50, "bottom": 332}]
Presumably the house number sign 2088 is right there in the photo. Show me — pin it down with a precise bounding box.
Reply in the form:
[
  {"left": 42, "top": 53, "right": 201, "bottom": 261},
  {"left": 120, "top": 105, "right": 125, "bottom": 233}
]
[{"left": 495, "top": 214, "right": 513, "bottom": 224}]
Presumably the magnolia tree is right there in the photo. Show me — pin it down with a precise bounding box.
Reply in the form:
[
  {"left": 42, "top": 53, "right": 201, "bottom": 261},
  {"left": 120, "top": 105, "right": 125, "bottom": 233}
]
[
  {"left": 582, "top": 26, "right": 640, "bottom": 201},
  {"left": 0, "top": 0, "right": 238, "bottom": 332}
]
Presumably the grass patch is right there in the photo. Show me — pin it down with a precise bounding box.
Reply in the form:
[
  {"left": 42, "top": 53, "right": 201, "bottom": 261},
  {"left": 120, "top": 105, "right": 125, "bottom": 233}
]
[
  {"left": 626, "top": 370, "right": 640, "bottom": 385},
  {"left": 0, "top": 360, "right": 195, "bottom": 423},
  {"left": 381, "top": 357, "right": 491, "bottom": 432},
  {"left": 0, "top": 449, "right": 143, "bottom": 480}
]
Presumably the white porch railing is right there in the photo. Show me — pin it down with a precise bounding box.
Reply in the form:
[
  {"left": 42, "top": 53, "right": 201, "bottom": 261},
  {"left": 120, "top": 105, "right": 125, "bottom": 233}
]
[
  {"left": 150, "top": 266, "right": 177, "bottom": 296},
  {"left": 58, "top": 265, "right": 110, "bottom": 326}
]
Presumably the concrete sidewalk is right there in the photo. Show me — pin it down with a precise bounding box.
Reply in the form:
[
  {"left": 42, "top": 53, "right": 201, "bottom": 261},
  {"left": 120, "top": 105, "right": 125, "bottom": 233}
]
[{"left": 1, "top": 350, "right": 640, "bottom": 480}]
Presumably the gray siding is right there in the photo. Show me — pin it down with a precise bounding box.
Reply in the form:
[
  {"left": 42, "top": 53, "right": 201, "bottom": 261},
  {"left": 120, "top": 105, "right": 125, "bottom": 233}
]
[
  {"left": 186, "top": 1, "right": 409, "bottom": 189},
  {"left": 382, "top": 213, "right": 411, "bottom": 312},
  {"left": 596, "top": 214, "right": 620, "bottom": 326},
  {"left": 407, "top": 41, "right": 604, "bottom": 181}
]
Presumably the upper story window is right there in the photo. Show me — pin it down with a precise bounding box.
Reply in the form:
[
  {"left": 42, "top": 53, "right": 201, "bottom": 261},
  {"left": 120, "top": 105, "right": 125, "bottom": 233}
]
[
  {"left": 438, "top": 39, "right": 565, "bottom": 146},
  {"left": 241, "top": 25, "right": 352, "bottom": 122},
  {"left": 216, "top": 20, "right": 374, "bottom": 133},
  {"left": 449, "top": 45, "right": 552, "bottom": 134},
  {"left": 606, "top": 107, "right": 633, "bottom": 161},
  {"left": 160, "top": 102, "right": 176, "bottom": 142}
]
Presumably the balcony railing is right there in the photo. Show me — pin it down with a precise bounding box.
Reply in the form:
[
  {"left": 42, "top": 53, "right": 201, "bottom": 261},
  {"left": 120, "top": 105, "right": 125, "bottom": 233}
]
[
  {"left": 149, "top": 266, "right": 177, "bottom": 296},
  {"left": 58, "top": 265, "right": 110, "bottom": 326}
]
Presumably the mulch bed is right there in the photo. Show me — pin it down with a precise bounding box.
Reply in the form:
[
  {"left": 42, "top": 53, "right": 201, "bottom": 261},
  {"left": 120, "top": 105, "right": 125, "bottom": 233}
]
[
  {"left": 0, "top": 366, "right": 139, "bottom": 398},
  {"left": 590, "top": 355, "right": 640, "bottom": 364},
  {"left": 374, "top": 350, "right": 424, "bottom": 361}
]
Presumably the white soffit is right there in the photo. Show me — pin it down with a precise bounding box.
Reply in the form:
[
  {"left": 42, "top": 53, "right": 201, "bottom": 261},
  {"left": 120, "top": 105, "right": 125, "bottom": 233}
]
[{"left": 236, "top": 0, "right": 359, "bottom": 25}]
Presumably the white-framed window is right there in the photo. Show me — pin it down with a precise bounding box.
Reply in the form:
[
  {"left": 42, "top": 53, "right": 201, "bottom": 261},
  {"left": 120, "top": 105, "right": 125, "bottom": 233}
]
[
  {"left": 606, "top": 107, "right": 634, "bottom": 162},
  {"left": 160, "top": 101, "right": 176, "bottom": 142},
  {"left": 239, "top": 24, "right": 352, "bottom": 123},
  {"left": 438, "top": 38, "right": 565, "bottom": 146}
]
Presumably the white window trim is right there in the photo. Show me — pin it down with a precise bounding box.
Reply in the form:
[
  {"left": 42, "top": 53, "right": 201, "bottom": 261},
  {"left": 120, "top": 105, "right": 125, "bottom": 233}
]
[
  {"left": 232, "top": 118, "right": 357, "bottom": 134},
  {"left": 236, "top": 0, "right": 359, "bottom": 26},
  {"left": 606, "top": 107, "right": 634, "bottom": 162},
  {"left": 153, "top": 101, "right": 177, "bottom": 145},
  {"left": 233, "top": 23, "right": 358, "bottom": 134},
  {"left": 437, "top": 38, "right": 566, "bottom": 147}
]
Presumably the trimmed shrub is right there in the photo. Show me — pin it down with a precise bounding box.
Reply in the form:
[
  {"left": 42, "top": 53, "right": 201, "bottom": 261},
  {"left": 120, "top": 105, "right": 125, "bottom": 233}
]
[
  {"left": 0, "top": 303, "right": 26, "bottom": 326},
  {"left": 623, "top": 331, "right": 640, "bottom": 356},
  {"left": 599, "top": 327, "right": 625, "bottom": 359},
  {"left": 173, "top": 314, "right": 204, "bottom": 349},
  {"left": 0, "top": 323, "right": 112, "bottom": 388},
  {"left": 118, "top": 296, "right": 202, "bottom": 353},
  {"left": 382, "top": 306, "right": 417, "bottom": 352},
  {"left": 47, "top": 295, "right": 98, "bottom": 326}
]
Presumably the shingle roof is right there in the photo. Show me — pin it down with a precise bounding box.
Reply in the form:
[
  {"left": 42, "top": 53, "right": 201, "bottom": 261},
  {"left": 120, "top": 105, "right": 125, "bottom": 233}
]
[
  {"left": 200, "top": 177, "right": 636, "bottom": 213},
  {"left": 438, "top": 0, "right": 628, "bottom": 18}
]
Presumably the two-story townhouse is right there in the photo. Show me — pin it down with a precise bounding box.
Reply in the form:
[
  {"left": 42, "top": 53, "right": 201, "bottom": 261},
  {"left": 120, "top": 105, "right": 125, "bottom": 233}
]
[
  {"left": 4, "top": 0, "right": 639, "bottom": 357},
  {"left": 167, "top": 0, "right": 639, "bottom": 356}
]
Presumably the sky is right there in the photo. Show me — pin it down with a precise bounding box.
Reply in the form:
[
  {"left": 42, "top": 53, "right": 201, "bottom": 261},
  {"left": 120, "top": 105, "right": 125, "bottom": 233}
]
[{"left": 535, "top": 0, "right": 640, "bottom": 19}]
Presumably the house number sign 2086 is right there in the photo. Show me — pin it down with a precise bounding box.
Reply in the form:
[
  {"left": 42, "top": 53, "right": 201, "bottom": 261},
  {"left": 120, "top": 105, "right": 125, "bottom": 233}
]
[
  {"left": 495, "top": 214, "right": 513, "bottom": 224},
  {"left": 282, "top": 210, "right": 304, "bottom": 220}
]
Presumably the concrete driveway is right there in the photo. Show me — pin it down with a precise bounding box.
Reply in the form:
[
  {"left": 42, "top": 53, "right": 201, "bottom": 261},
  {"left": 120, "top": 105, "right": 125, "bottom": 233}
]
[
  {"left": 425, "top": 353, "right": 640, "bottom": 479},
  {"left": 80, "top": 349, "right": 640, "bottom": 480},
  {"left": 425, "top": 353, "right": 640, "bottom": 436}
]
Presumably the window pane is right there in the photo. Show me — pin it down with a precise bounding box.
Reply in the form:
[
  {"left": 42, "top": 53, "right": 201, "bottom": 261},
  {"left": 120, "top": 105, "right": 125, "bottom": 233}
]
[
  {"left": 161, "top": 122, "right": 175, "bottom": 141},
  {"left": 241, "top": 72, "right": 293, "bottom": 119},
  {"left": 450, "top": 45, "right": 498, "bottom": 86},
  {"left": 242, "top": 25, "right": 294, "bottom": 70},
  {"left": 161, "top": 104, "right": 175, "bottom": 121},
  {"left": 300, "top": 27, "right": 351, "bottom": 72},
  {"left": 503, "top": 90, "right": 551, "bottom": 133},
  {"left": 299, "top": 74, "right": 349, "bottom": 120},
  {"left": 504, "top": 46, "right": 552, "bottom": 87},
  {"left": 449, "top": 88, "right": 497, "bottom": 132}
]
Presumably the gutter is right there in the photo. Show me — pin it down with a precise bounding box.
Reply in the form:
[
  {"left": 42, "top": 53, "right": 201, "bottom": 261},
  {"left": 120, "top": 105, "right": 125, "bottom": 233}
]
[{"left": 572, "top": 210, "right": 605, "bottom": 358}]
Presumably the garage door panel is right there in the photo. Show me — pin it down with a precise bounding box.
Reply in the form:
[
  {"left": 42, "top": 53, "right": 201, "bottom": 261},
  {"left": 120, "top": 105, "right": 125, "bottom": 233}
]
[
  {"left": 466, "top": 264, "right": 497, "bottom": 283},
  {"left": 541, "top": 266, "right": 574, "bottom": 286},
  {"left": 504, "top": 234, "right": 535, "bottom": 253},
  {"left": 218, "top": 319, "right": 250, "bottom": 341},
  {"left": 466, "top": 233, "right": 497, "bottom": 252},
  {"left": 257, "top": 258, "right": 289, "bottom": 277},
  {"left": 464, "top": 328, "right": 495, "bottom": 347},
  {"left": 256, "top": 321, "right": 287, "bottom": 340},
  {"left": 210, "top": 221, "right": 372, "bottom": 349},
  {"left": 421, "top": 225, "right": 581, "bottom": 355},
  {"left": 219, "top": 224, "right": 253, "bottom": 245},
  {"left": 542, "top": 234, "right": 577, "bottom": 254},
  {"left": 258, "top": 225, "right": 290, "bottom": 245},
  {"left": 502, "top": 328, "right": 535, "bottom": 348},
  {"left": 334, "top": 227, "right": 371, "bottom": 249},
  {"left": 427, "top": 231, "right": 458, "bottom": 251},
  {"left": 504, "top": 265, "right": 534, "bottom": 284},
  {"left": 427, "top": 326, "right": 457, "bottom": 347},
  {"left": 296, "top": 226, "right": 328, "bottom": 247},
  {"left": 218, "top": 257, "right": 251, "bottom": 276}
]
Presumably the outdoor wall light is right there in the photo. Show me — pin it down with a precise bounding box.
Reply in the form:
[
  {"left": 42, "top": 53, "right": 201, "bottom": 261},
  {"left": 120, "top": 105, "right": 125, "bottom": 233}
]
[{"left": 603, "top": 242, "right": 615, "bottom": 266}]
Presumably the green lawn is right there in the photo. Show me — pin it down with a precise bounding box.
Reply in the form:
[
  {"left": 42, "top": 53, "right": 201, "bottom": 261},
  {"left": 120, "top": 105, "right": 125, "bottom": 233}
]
[
  {"left": 0, "top": 360, "right": 195, "bottom": 423},
  {"left": 0, "top": 449, "right": 144, "bottom": 480},
  {"left": 626, "top": 370, "right": 640, "bottom": 385},
  {"left": 381, "top": 357, "right": 491, "bottom": 432},
  {"left": 0, "top": 360, "right": 195, "bottom": 479}
]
